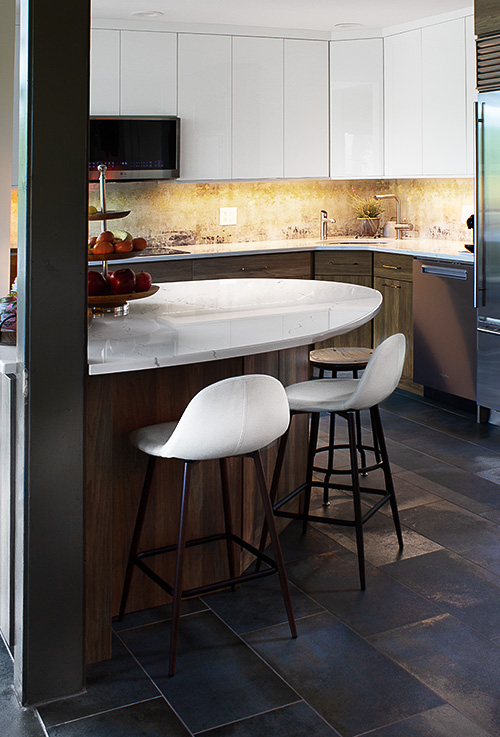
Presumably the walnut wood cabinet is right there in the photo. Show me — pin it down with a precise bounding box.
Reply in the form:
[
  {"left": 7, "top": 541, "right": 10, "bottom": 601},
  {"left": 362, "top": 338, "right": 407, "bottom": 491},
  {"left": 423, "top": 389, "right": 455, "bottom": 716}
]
[
  {"left": 372, "top": 252, "right": 414, "bottom": 381},
  {"left": 314, "top": 250, "right": 373, "bottom": 349},
  {"left": 475, "top": 0, "right": 500, "bottom": 36},
  {"left": 192, "top": 251, "right": 312, "bottom": 280}
]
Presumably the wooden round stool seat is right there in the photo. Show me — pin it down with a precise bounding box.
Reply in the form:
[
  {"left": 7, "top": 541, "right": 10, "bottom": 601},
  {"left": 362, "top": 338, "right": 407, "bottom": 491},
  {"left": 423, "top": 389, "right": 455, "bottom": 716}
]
[{"left": 309, "top": 347, "right": 374, "bottom": 375}]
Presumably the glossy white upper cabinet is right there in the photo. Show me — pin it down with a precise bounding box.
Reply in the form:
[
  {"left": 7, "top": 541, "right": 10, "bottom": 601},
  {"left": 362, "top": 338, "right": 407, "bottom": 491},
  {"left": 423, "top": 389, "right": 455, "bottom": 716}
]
[
  {"left": 178, "top": 34, "right": 231, "bottom": 181},
  {"left": 422, "top": 20, "right": 467, "bottom": 175},
  {"left": 384, "top": 29, "right": 423, "bottom": 176},
  {"left": 330, "top": 39, "right": 384, "bottom": 178},
  {"left": 466, "top": 15, "right": 477, "bottom": 175},
  {"left": 90, "top": 29, "right": 120, "bottom": 115},
  {"left": 12, "top": 24, "right": 19, "bottom": 187},
  {"left": 284, "top": 39, "right": 329, "bottom": 178},
  {"left": 232, "top": 36, "right": 284, "bottom": 179},
  {"left": 120, "top": 31, "right": 177, "bottom": 116}
]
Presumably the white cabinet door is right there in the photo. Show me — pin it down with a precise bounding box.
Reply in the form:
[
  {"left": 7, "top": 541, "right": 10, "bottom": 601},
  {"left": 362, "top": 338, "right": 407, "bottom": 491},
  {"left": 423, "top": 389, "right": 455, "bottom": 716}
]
[
  {"left": 422, "top": 19, "right": 467, "bottom": 175},
  {"left": 330, "top": 38, "right": 384, "bottom": 178},
  {"left": 178, "top": 34, "right": 231, "bottom": 180},
  {"left": 12, "top": 23, "right": 19, "bottom": 187},
  {"left": 232, "top": 36, "right": 283, "bottom": 179},
  {"left": 466, "top": 15, "right": 477, "bottom": 175},
  {"left": 90, "top": 29, "right": 120, "bottom": 115},
  {"left": 384, "top": 30, "right": 423, "bottom": 176},
  {"left": 121, "top": 31, "right": 177, "bottom": 115},
  {"left": 284, "top": 39, "right": 329, "bottom": 178}
]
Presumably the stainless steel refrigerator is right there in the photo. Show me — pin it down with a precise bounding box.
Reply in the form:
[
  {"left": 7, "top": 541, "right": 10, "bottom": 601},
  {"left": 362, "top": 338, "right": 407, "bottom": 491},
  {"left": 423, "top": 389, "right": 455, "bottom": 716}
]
[{"left": 476, "top": 90, "right": 500, "bottom": 411}]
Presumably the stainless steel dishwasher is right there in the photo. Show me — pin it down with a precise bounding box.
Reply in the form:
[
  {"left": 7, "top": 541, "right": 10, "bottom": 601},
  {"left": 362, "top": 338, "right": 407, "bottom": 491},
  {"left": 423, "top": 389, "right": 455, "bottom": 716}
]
[{"left": 413, "top": 259, "right": 477, "bottom": 401}]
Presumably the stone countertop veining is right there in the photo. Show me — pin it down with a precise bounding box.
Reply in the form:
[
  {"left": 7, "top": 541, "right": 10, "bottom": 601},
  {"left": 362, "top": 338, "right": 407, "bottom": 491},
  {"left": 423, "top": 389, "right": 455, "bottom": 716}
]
[
  {"left": 110, "top": 236, "right": 474, "bottom": 264},
  {"left": 87, "top": 278, "right": 382, "bottom": 376}
]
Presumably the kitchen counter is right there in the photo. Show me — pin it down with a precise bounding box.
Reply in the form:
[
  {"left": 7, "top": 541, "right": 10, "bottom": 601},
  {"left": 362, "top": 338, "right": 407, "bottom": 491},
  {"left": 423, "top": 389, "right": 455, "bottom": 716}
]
[
  {"left": 125, "top": 236, "right": 474, "bottom": 264},
  {"left": 88, "top": 278, "right": 382, "bottom": 375}
]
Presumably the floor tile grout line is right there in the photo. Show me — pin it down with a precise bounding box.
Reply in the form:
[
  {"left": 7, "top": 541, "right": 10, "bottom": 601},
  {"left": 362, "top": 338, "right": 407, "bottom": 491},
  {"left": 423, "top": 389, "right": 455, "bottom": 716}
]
[
  {"left": 40, "top": 695, "right": 169, "bottom": 731},
  {"left": 112, "top": 605, "right": 210, "bottom": 635},
  {"left": 109, "top": 633, "right": 196, "bottom": 737},
  {"left": 192, "top": 699, "right": 304, "bottom": 736},
  {"left": 193, "top": 602, "right": 346, "bottom": 737}
]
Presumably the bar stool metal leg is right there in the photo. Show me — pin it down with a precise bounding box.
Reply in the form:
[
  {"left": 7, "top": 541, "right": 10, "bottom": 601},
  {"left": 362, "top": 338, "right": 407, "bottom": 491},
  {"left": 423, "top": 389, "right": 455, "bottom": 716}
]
[
  {"left": 219, "top": 457, "right": 237, "bottom": 589},
  {"left": 118, "top": 456, "right": 157, "bottom": 621},
  {"left": 252, "top": 450, "right": 297, "bottom": 639},
  {"left": 370, "top": 405, "right": 404, "bottom": 549},
  {"left": 347, "top": 412, "right": 366, "bottom": 590},
  {"left": 303, "top": 412, "right": 320, "bottom": 534},
  {"left": 169, "top": 461, "right": 192, "bottom": 677}
]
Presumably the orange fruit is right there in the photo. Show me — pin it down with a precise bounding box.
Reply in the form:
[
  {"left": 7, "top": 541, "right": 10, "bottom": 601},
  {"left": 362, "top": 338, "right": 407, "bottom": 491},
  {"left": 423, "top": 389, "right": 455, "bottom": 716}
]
[
  {"left": 88, "top": 236, "right": 97, "bottom": 247},
  {"left": 97, "top": 230, "right": 115, "bottom": 243},
  {"left": 92, "top": 241, "right": 114, "bottom": 255},
  {"left": 132, "top": 237, "right": 147, "bottom": 251},
  {"left": 114, "top": 240, "right": 133, "bottom": 253}
]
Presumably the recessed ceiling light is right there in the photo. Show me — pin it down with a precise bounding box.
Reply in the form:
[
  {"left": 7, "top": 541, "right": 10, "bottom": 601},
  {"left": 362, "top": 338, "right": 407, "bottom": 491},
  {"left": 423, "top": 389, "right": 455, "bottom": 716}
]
[
  {"left": 334, "top": 22, "right": 364, "bottom": 29},
  {"left": 131, "top": 10, "right": 164, "bottom": 18}
]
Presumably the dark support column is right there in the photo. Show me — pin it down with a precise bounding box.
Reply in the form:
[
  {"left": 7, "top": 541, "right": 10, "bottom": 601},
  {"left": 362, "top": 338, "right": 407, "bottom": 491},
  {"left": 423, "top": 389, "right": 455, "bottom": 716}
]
[{"left": 14, "top": 0, "right": 90, "bottom": 705}]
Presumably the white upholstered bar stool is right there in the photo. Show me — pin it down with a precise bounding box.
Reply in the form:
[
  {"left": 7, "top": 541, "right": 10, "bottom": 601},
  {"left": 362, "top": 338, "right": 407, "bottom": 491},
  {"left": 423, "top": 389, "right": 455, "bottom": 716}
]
[
  {"left": 118, "top": 374, "right": 297, "bottom": 676},
  {"left": 271, "top": 334, "right": 406, "bottom": 590},
  {"left": 309, "top": 347, "right": 376, "bottom": 500}
]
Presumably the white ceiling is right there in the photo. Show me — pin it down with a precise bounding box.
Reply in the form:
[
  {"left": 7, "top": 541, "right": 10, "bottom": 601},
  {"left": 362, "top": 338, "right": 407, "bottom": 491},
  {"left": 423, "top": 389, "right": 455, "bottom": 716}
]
[{"left": 91, "top": 0, "right": 473, "bottom": 31}]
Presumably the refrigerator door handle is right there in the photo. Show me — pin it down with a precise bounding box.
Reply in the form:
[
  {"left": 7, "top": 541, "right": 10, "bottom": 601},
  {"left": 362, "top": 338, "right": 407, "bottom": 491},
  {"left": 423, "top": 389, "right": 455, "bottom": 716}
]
[{"left": 475, "top": 101, "right": 486, "bottom": 308}]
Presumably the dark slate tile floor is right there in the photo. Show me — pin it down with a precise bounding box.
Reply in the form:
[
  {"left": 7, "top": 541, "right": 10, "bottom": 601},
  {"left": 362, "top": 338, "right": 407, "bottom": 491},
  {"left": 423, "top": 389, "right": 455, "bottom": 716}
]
[{"left": 3, "top": 389, "right": 500, "bottom": 736}]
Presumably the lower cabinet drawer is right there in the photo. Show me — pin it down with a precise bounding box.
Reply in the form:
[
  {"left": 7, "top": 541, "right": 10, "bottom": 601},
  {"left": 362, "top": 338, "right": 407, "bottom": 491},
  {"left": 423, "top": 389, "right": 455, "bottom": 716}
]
[
  {"left": 373, "top": 252, "right": 413, "bottom": 280},
  {"left": 193, "top": 252, "right": 312, "bottom": 280}
]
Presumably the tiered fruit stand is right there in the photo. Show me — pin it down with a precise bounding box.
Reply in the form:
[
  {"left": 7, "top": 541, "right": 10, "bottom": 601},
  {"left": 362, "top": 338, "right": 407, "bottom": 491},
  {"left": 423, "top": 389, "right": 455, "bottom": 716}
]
[{"left": 88, "top": 165, "right": 158, "bottom": 317}]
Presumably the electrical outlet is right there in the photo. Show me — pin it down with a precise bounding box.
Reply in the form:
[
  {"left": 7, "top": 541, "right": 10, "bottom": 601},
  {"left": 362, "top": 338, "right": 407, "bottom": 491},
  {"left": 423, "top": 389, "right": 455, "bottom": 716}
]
[{"left": 220, "top": 207, "right": 237, "bottom": 226}]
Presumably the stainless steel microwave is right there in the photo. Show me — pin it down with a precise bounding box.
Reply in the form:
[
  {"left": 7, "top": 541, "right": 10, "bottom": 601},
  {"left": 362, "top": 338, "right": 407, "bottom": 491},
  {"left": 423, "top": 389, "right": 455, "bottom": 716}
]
[{"left": 88, "top": 116, "right": 180, "bottom": 181}]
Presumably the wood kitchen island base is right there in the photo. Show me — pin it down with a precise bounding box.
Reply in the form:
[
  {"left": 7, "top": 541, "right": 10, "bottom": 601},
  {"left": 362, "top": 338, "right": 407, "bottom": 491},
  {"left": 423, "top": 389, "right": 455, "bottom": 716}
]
[{"left": 85, "top": 346, "right": 309, "bottom": 663}]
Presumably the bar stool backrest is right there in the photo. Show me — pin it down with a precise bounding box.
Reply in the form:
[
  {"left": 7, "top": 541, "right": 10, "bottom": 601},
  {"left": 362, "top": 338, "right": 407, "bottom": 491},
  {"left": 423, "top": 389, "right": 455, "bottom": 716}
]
[
  {"left": 347, "top": 333, "right": 406, "bottom": 411},
  {"left": 162, "top": 374, "right": 290, "bottom": 461}
]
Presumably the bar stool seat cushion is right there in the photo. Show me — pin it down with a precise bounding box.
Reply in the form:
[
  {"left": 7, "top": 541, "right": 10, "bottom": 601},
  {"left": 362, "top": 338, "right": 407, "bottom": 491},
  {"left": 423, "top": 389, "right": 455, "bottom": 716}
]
[
  {"left": 289, "top": 333, "right": 406, "bottom": 413},
  {"left": 286, "top": 378, "right": 359, "bottom": 413},
  {"left": 130, "top": 374, "right": 290, "bottom": 462}
]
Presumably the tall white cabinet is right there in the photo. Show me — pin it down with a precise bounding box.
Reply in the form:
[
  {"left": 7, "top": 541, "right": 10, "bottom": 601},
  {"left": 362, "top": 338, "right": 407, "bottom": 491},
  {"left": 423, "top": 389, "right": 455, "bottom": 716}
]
[
  {"left": 178, "top": 34, "right": 231, "bottom": 181},
  {"left": 284, "top": 39, "right": 329, "bottom": 179},
  {"left": 422, "top": 20, "right": 467, "bottom": 175},
  {"left": 120, "top": 31, "right": 177, "bottom": 116},
  {"left": 232, "top": 37, "right": 284, "bottom": 180},
  {"left": 90, "top": 29, "right": 120, "bottom": 115},
  {"left": 330, "top": 38, "right": 384, "bottom": 178},
  {"left": 384, "top": 29, "right": 423, "bottom": 177}
]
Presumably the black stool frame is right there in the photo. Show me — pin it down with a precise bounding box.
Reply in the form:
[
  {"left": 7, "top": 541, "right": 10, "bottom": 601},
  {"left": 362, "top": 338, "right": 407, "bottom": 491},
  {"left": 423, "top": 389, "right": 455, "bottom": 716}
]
[
  {"left": 269, "top": 405, "right": 403, "bottom": 590},
  {"left": 118, "top": 450, "right": 297, "bottom": 675}
]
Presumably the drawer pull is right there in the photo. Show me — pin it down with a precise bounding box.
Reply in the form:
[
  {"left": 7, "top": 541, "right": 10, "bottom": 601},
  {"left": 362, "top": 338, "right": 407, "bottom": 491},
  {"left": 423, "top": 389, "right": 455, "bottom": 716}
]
[
  {"left": 240, "top": 265, "right": 268, "bottom": 271},
  {"left": 381, "top": 283, "right": 401, "bottom": 289},
  {"left": 382, "top": 264, "right": 401, "bottom": 270}
]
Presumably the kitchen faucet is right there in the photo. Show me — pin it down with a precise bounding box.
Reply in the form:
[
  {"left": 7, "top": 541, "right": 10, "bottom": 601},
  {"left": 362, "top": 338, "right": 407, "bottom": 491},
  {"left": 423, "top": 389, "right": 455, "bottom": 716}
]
[
  {"left": 320, "top": 210, "right": 336, "bottom": 240},
  {"left": 374, "top": 194, "right": 412, "bottom": 239}
]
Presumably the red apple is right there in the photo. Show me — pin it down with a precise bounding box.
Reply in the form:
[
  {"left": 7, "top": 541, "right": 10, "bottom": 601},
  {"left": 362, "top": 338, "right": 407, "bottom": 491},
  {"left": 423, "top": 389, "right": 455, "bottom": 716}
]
[
  {"left": 88, "top": 270, "right": 107, "bottom": 296},
  {"left": 135, "top": 271, "right": 152, "bottom": 293},
  {"left": 109, "top": 268, "right": 136, "bottom": 295}
]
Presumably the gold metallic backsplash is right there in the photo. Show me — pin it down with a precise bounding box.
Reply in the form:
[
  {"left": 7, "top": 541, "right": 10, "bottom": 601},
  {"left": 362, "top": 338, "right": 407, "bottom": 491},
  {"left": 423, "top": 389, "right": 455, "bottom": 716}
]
[{"left": 11, "top": 177, "right": 474, "bottom": 250}]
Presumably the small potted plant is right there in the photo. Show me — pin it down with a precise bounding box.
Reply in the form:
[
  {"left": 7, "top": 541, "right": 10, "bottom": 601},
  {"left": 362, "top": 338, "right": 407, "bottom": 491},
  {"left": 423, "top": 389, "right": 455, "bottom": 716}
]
[{"left": 350, "top": 193, "right": 384, "bottom": 236}]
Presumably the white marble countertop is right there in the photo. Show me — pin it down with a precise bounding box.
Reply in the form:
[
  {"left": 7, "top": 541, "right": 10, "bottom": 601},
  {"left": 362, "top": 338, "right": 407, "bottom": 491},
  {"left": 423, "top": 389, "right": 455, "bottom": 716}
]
[
  {"left": 88, "top": 278, "right": 382, "bottom": 376},
  {"left": 118, "top": 236, "right": 473, "bottom": 264}
]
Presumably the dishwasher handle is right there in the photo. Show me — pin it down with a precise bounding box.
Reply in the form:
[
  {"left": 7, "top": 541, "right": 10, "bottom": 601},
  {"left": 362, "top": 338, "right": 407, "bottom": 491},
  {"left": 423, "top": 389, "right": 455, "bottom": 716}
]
[{"left": 419, "top": 264, "right": 468, "bottom": 280}]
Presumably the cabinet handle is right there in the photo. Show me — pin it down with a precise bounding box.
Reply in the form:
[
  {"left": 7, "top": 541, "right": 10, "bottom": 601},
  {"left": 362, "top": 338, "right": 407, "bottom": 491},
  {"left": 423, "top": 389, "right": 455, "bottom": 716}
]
[
  {"left": 381, "top": 264, "right": 401, "bottom": 270},
  {"left": 381, "top": 283, "right": 401, "bottom": 289},
  {"left": 240, "top": 265, "right": 268, "bottom": 271}
]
